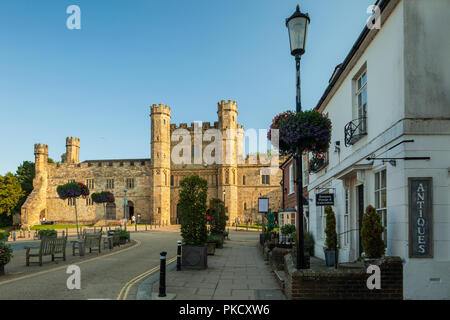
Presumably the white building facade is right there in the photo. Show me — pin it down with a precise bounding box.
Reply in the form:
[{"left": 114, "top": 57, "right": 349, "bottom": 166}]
[{"left": 307, "top": 0, "right": 450, "bottom": 299}]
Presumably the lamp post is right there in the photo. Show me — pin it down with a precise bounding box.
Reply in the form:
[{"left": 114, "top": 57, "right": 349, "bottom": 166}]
[
  {"left": 123, "top": 189, "right": 128, "bottom": 231},
  {"left": 286, "top": 4, "right": 310, "bottom": 269}
]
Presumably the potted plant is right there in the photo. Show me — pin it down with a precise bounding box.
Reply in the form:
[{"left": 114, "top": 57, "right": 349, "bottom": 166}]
[
  {"left": 38, "top": 229, "right": 57, "bottom": 239},
  {"left": 91, "top": 191, "right": 115, "bottom": 227},
  {"left": 361, "top": 205, "right": 386, "bottom": 265},
  {"left": 324, "top": 206, "right": 337, "bottom": 267},
  {"left": 206, "top": 237, "right": 217, "bottom": 255},
  {"left": 0, "top": 232, "right": 9, "bottom": 242},
  {"left": 268, "top": 110, "right": 332, "bottom": 155},
  {"left": 0, "top": 241, "right": 13, "bottom": 276},
  {"left": 57, "top": 182, "right": 90, "bottom": 240},
  {"left": 179, "top": 175, "right": 208, "bottom": 270},
  {"left": 280, "top": 224, "right": 296, "bottom": 247},
  {"left": 119, "top": 230, "right": 130, "bottom": 244},
  {"left": 208, "top": 198, "right": 226, "bottom": 244}
]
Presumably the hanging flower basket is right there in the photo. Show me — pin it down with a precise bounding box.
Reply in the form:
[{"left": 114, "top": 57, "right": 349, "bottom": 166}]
[
  {"left": 0, "top": 242, "right": 13, "bottom": 275},
  {"left": 57, "top": 182, "right": 90, "bottom": 200},
  {"left": 268, "top": 110, "right": 332, "bottom": 154},
  {"left": 91, "top": 191, "right": 115, "bottom": 204}
]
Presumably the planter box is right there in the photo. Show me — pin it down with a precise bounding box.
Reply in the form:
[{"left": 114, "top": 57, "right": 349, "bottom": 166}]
[
  {"left": 210, "top": 234, "right": 224, "bottom": 248},
  {"left": 119, "top": 238, "right": 127, "bottom": 245},
  {"left": 182, "top": 245, "right": 207, "bottom": 270},
  {"left": 324, "top": 248, "right": 337, "bottom": 267},
  {"left": 207, "top": 241, "right": 216, "bottom": 255},
  {"left": 0, "top": 264, "right": 4, "bottom": 276}
]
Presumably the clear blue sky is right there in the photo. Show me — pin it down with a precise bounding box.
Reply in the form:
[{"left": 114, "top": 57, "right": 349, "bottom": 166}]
[{"left": 0, "top": 0, "right": 375, "bottom": 175}]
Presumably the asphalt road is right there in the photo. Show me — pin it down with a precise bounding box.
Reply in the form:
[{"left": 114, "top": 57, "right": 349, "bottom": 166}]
[{"left": 0, "top": 231, "right": 180, "bottom": 300}]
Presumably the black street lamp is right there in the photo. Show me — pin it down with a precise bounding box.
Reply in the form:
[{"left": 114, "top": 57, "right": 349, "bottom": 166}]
[{"left": 286, "top": 4, "right": 310, "bottom": 270}]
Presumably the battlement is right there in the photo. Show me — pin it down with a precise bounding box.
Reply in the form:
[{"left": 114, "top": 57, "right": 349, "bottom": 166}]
[
  {"left": 66, "top": 137, "right": 80, "bottom": 146},
  {"left": 170, "top": 121, "right": 220, "bottom": 133},
  {"left": 151, "top": 104, "right": 171, "bottom": 115},
  {"left": 217, "top": 100, "right": 237, "bottom": 113},
  {"left": 34, "top": 143, "right": 48, "bottom": 155}
]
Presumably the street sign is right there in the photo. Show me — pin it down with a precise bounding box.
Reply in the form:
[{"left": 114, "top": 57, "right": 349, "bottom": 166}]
[
  {"left": 315, "top": 193, "right": 334, "bottom": 206},
  {"left": 409, "top": 178, "right": 433, "bottom": 258},
  {"left": 258, "top": 198, "right": 269, "bottom": 213}
]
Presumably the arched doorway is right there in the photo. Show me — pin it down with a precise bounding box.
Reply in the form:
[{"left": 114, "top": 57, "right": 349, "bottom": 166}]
[
  {"left": 127, "top": 201, "right": 135, "bottom": 220},
  {"left": 106, "top": 203, "right": 116, "bottom": 220}
]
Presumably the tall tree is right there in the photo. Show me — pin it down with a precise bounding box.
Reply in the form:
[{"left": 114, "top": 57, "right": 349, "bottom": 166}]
[
  {"left": 16, "top": 161, "right": 35, "bottom": 195},
  {"left": 0, "top": 173, "right": 24, "bottom": 217}
]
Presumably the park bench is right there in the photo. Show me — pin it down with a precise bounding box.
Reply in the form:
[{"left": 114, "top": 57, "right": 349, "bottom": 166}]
[
  {"left": 72, "top": 230, "right": 103, "bottom": 256},
  {"left": 25, "top": 236, "right": 67, "bottom": 266}
]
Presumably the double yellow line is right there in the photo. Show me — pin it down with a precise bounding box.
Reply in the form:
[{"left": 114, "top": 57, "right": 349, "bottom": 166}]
[{"left": 116, "top": 256, "right": 177, "bottom": 300}]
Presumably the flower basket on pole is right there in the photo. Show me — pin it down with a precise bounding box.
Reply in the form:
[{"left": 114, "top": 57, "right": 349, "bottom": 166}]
[
  {"left": 91, "top": 191, "right": 115, "bottom": 228},
  {"left": 56, "top": 182, "right": 90, "bottom": 239},
  {"left": 268, "top": 110, "right": 332, "bottom": 155}
]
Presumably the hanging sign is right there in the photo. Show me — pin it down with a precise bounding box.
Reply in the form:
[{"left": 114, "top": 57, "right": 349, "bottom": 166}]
[
  {"left": 316, "top": 193, "right": 334, "bottom": 206},
  {"left": 409, "top": 178, "right": 433, "bottom": 258}
]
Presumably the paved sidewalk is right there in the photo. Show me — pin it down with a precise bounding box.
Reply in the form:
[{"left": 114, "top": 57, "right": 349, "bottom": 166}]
[{"left": 149, "top": 234, "right": 285, "bottom": 300}]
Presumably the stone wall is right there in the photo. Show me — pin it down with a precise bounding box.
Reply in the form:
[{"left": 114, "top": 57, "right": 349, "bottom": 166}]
[{"left": 283, "top": 254, "right": 403, "bottom": 300}]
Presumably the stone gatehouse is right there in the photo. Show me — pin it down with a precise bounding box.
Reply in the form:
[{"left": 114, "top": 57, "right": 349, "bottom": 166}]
[{"left": 21, "top": 100, "right": 283, "bottom": 228}]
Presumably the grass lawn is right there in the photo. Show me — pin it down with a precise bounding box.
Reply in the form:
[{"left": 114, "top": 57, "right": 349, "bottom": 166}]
[
  {"left": 237, "top": 225, "right": 262, "bottom": 229},
  {"left": 30, "top": 224, "right": 94, "bottom": 230}
]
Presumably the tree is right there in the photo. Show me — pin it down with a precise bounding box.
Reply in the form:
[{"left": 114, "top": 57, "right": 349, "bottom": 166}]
[
  {"left": 0, "top": 173, "right": 24, "bottom": 217},
  {"left": 16, "top": 161, "right": 35, "bottom": 195},
  {"left": 179, "top": 175, "right": 208, "bottom": 246},
  {"left": 361, "top": 205, "right": 386, "bottom": 258},
  {"left": 209, "top": 198, "right": 226, "bottom": 235},
  {"left": 324, "top": 206, "right": 337, "bottom": 250}
]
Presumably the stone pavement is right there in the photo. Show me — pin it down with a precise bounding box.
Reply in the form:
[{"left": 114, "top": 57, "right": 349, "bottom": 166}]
[{"left": 149, "top": 233, "right": 285, "bottom": 300}]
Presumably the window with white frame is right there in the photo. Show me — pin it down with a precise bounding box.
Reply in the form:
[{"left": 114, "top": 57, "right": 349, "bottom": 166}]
[
  {"left": 289, "top": 163, "right": 294, "bottom": 194},
  {"left": 355, "top": 70, "right": 367, "bottom": 133},
  {"left": 279, "top": 213, "right": 284, "bottom": 227},
  {"left": 375, "top": 170, "right": 387, "bottom": 242}
]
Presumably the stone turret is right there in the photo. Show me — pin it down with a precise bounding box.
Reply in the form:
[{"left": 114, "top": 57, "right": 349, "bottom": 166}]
[
  {"left": 62, "top": 137, "right": 80, "bottom": 164},
  {"left": 217, "top": 100, "right": 239, "bottom": 224},
  {"left": 150, "top": 104, "right": 171, "bottom": 225},
  {"left": 21, "top": 143, "right": 49, "bottom": 229}
]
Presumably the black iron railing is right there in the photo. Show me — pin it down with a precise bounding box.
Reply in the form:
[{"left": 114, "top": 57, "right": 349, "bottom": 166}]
[{"left": 344, "top": 117, "right": 367, "bottom": 146}]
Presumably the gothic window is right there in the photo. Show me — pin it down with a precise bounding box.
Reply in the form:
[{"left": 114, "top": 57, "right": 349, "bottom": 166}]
[
  {"left": 106, "top": 179, "right": 114, "bottom": 189},
  {"left": 126, "top": 178, "right": 135, "bottom": 189},
  {"left": 225, "top": 170, "right": 229, "bottom": 184},
  {"left": 86, "top": 179, "right": 94, "bottom": 189},
  {"left": 242, "top": 175, "right": 246, "bottom": 185},
  {"left": 262, "top": 174, "right": 270, "bottom": 185}
]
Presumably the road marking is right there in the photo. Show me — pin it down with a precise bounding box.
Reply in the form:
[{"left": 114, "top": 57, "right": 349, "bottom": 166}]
[
  {"left": 0, "top": 240, "right": 141, "bottom": 287},
  {"left": 117, "top": 256, "right": 177, "bottom": 300}
]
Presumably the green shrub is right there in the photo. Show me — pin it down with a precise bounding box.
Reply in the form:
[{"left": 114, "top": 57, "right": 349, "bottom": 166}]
[
  {"left": 208, "top": 236, "right": 223, "bottom": 249},
  {"left": 292, "top": 231, "right": 315, "bottom": 257},
  {"left": 280, "top": 224, "right": 296, "bottom": 235},
  {"left": 0, "top": 232, "right": 10, "bottom": 240},
  {"left": 0, "top": 242, "right": 13, "bottom": 265},
  {"left": 361, "top": 205, "right": 386, "bottom": 258},
  {"left": 179, "top": 175, "right": 208, "bottom": 246},
  {"left": 38, "top": 229, "right": 57, "bottom": 239},
  {"left": 119, "top": 230, "right": 130, "bottom": 240},
  {"left": 324, "top": 206, "right": 337, "bottom": 250},
  {"left": 209, "top": 198, "right": 226, "bottom": 236}
]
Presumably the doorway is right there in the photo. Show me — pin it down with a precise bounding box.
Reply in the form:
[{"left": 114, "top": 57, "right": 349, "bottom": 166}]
[
  {"left": 127, "top": 201, "right": 135, "bottom": 220},
  {"left": 357, "top": 184, "right": 364, "bottom": 256}
]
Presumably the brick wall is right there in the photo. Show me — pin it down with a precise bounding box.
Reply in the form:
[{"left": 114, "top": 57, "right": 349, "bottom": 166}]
[{"left": 284, "top": 254, "right": 403, "bottom": 300}]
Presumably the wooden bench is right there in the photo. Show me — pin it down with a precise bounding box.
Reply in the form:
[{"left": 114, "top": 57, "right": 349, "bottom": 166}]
[
  {"left": 72, "top": 230, "right": 103, "bottom": 256},
  {"left": 25, "top": 237, "right": 67, "bottom": 266}
]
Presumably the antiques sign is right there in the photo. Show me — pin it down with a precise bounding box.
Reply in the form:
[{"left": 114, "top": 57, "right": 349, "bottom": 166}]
[
  {"left": 409, "top": 178, "right": 433, "bottom": 258},
  {"left": 316, "top": 193, "right": 334, "bottom": 206}
]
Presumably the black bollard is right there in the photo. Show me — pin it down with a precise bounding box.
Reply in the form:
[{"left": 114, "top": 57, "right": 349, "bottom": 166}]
[
  {"left": 159, "top": 251, "right": 167, "bottom": 297},
  {"left": 177, "top": 240, "right": 182, "bottom": 271}
]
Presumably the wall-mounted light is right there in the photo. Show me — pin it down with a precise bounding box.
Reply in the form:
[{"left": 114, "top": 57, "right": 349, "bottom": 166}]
[{"left": 334, "top": 141, "right": 341, "bottom": 153}]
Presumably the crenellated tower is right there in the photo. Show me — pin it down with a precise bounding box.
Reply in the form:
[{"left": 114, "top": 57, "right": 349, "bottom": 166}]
[
  {"left": 150, "top": 104, "right": 171, "bottom": 225},
  {"left": 217, "top": 100, "right": 239, "bottom": 224},
  {"left": 21, "top": 143, "right": 49, "bottom": 229},
  {"left": 62, "top": 137, "right": 80, "bottom": 164}
]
